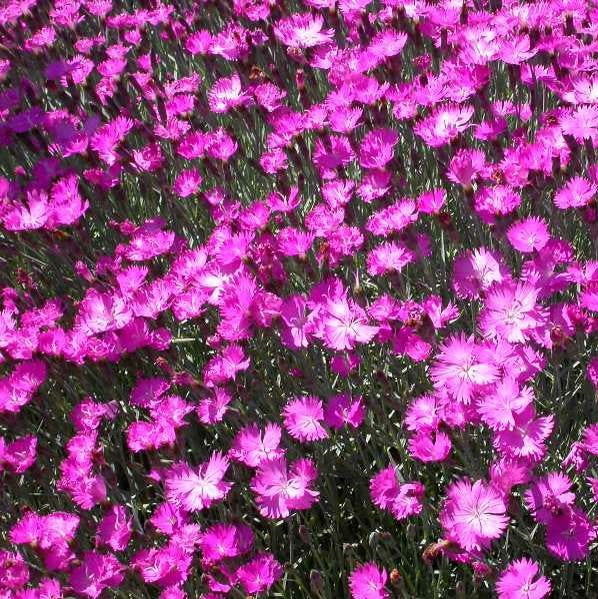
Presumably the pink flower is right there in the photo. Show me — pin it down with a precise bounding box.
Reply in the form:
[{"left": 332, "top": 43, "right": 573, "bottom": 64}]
[
  {"left": 349, "top": 563, "right": 389, "bottom": 599},
  {"left": 96, "top": 505, "right": 132, "bottom": 552},
  {"left": 1, "top": 434, "right": 37, "bottom": 473},
  {"left": 414, "top": 103, "right": 474, "bottom": 147},
  {"left": 452, "top": 247, "right": 509, "bottom": 300},
  {"left": 208, "top": 73, "right": 251, "bottom": 114},
  {"left": 506, "top": 217, "right": 550, "bottom": 253},
  {"left": 430, "top": 334, "right": 499, "bottom": 404},
  {"left": 280, "top": 295, "right": 312, "bottom": 350},
  {"left": 554, "top": 176, "right": 596, "bottom": 210},
  {"left": 408, "top": 430, "right": 452, "bottom": 462},
  {"left": 236, "top": 553, "right": 283, "bottom": 594},
  {"left": 323, "top": 393, "right": 365, "bottom": 429},
  {"left": 197, "top": 387, "right": 232, "bottom": 425},
  {"left": 496, "top": 558, "right": 551, "bottom": 599},
  {"left": 366, "top": 241, "right": 414, "bottom": 276},
  {"left": 132, "top": 543, "right": 192, "bottom": 587},
  {"left": 69, "top": 551, "right": 124, "bottom": 599},
  {"left": 273, "top": 13, "right": 333, "bottom": 48},
  {"left": 199, "top": 522, "right": 254, "bottom": 565},
  {"left": 370, "top": 466, "right": 425, "bottom": 521},
  {"left": 318, "top": 297, "right": 378, "bottom": 351},
  {"left": 164, "top": 452, "right": 232, "bottom": 512},
  {"left": 440, "top": 478, "right": 509, "bottom": 551},
  {"left": 479, "top": 281, "right": 548, "bottom": 344},
  {"left": 283, "top": 396, "right": 328, "bottom": 442},
  {"left": 545, "top": 507, "right": 594, "bottom": 561},
  {"left": 476, "top": 378, "right": 534, "bottom": 430},
  {"left": 447, "top": 148, "right": 486, "bottom": 189},
  {"left": 229, "top": 423, "right": 284, "bottom": 467},
  {"left": 524, "top": 472, "right": 576, "bottom": 524},
  {"left": 0, "top": 550, "right": 29, "bottom": 589},
  {"left": 251, "top": 457, "right": 319, "bottom": 518},
  {"left": 359, "top": 128, "right": 398, "bottom": 169},
  {"left": 493, "top": 405, "right": 554, "bottom": 461},
  {"left": 173, "top": 169, "right": 202, "bottom": 198}
]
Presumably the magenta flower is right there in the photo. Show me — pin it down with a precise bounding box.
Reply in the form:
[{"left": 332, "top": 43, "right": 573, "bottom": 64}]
[
  {"left": 414, "top": 103, "right": 474, "bottom": 147},
  {"left": 476, "top": 378, "right": 534, "bottom": 430},
  {"left": 479, "top": 281, "right": 548, "bottom": 344},
  {"left": 318, "top": 297, "right": 378, "bottom": 351},
  {"left": 349, "top": 563, "right": 389, "bottom": 599},
  {"left": 283, "top": 396, "right": 328, "bottom": 442},
  {"left": 554, "top": 176, "right": 597, "bottom": 210},
  {"left": 370, "top": 466, "right": 425, "bottom": 521},
  {"left": 236, "top": 553, "right": 283, "bottom": 594},
  {"left": 164, "top": 452, "right": 232, "bottom": 512},
  {"left": 493, "top": 405, "right": 554, "bottom": 461},
  {"left": 273, "top": 13, "right": 333, "bottom": 48},
  {"left": 96, "top": 505, "right": 132, "bottom": 552},
  {"left": 430, "top": 334, "right": 499, "bottom": 404},
  {"left": 524, "top": 472, "right": 576, "bottom": 524},
  {"left": 199, "top": 522, "right": 254, "bottom": 565},
  {"left": 408, "top": 430, "right": 452, "bottom": 462},
  {"left": 358, "top": 128, "right": 398, "bottom": 169},
  {"left": 173, "top": 169, "right": 202, "bottom": 198},
  {"left": 323, "top": 393, "right": 365, "bottom": 429},
  {"left": 545, "top": 508, "right": 594, "bottom": 561},
  {"left": 506, "top": 217, "right": 550, "bottom": 253},
  {"left": 440, "top": 478, "right": 509, "bottom": 551},
  {"left": 496, "top": 558, "right": 551, "bottom": 599},
  {"left": 452, "top": 247, "right": 510, "bottom": 300},
  {"left": 229, "top": 423, "right": 284, "bottom": 467},
  {"left": 366, "top": 241, "right": 414, "bottom": 276},
  {"left": 69, "top": 551, "right": 124, "bottom": 599},
  {"left": 251, "top": 457, "right": 319, "bottom": 519},
  {"left": 208, "top": 73, "right": 251, "bottom": 114}
]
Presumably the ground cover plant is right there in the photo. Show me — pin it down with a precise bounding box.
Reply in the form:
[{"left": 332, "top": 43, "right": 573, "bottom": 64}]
[{"left": 2, "top": 0, "right": 598, "bottom": 597}]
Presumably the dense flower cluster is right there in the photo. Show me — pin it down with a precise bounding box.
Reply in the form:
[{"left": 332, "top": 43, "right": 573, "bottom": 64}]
[{"left": 1, "top": 0, "right": 598, "bottom": 596}]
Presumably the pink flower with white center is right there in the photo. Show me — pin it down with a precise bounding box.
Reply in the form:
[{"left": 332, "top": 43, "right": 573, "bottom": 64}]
[
  {"left": 273, "top": 13, "right": 334, "bottom": 48},
  {"left": 208, "top": 73, "right": 251, "bottom": 114},
  {"left": 164, "top": 452, "right": 232, "bottom": 512},
  {"left": 493, "top": 405, "right": 554, "bottom": 461},
  {"left": 440, "top": 478, "right": 509, "bottom": 551},
  {"left": 554, "top": 176, "right": 597, "bottom": 209},
  {"left": 319, "top": 297, "right": 378, "bottom": 351},
  {"left": 251, "top": 457, "right": 319, "bottom": 518},
  {"left": 496, "top": 558, "right": 551, "bottom": 599},
  {"left": 414, "top": 103, "right": 474, "bottom": 147},
  {"left": 366, "top": 241, "right": 415, "bottom": 276},
  {"left": 283, "top": 396, "right": 328, "bottom": 442},
  {"left": 229, "top": 423, "right": 284, "bottom": 467},
  {"left": 476, "top": 377, "right": 534, "bottom": 430},
  {"left": 349, "top": 562, "right": 389, "bottom": 599},
  {"left": 236, "top": 553, "right": 283, "bottom": 594},
  {"left": 506, "top": 217, "right": 550, "bottom": 253},
  {"left": 173, "top": 169, "right": 202, "bottom": 198},
  {"left": 430, "top": 334, "right": 499, "bottom": 404},
  {"left": 479, "top": 281, "right": 548, "bottom": 344}
]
